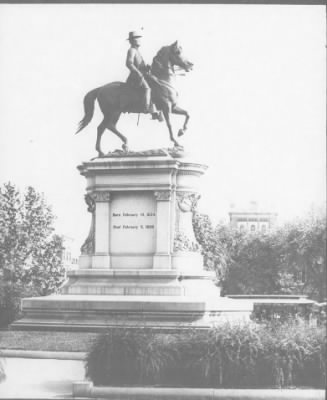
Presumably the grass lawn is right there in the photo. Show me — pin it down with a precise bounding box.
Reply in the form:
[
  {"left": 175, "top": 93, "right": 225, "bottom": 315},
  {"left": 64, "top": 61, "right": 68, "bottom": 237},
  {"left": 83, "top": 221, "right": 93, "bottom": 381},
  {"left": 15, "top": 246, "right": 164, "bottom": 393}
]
[{"left": 0, "top": 330, "right": 99, "bottom": 352}]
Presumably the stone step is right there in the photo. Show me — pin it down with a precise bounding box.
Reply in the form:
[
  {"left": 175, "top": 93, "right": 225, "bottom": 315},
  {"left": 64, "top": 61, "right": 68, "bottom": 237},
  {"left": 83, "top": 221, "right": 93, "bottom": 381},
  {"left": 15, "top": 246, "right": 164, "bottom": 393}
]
[
  {"left": 12, "top": 295, "right": 253, "bottom": 331},
  {"left": 66, "top": 269, "right": 215, "bottom": 278},
  {"left": 62, "top": 284, "right": 184, "bottom": 296}
]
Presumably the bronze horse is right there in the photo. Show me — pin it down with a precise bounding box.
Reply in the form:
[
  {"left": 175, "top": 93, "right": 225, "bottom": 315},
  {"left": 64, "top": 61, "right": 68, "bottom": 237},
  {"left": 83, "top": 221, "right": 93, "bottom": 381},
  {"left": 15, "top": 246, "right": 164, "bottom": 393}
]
[{"left": 76, "top": 41, "right": 193, "bottom": 157}]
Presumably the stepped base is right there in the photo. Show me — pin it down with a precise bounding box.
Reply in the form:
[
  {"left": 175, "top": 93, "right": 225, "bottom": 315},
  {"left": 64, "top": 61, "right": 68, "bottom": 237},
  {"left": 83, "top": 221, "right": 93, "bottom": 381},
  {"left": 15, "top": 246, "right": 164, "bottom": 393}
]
[
  {"left": 12, "top": 154, "right": 255, "bottom": 332},
  {"left": 12, "top": 294, "right": 253, "bottom": 331},
  {"left": 61, "top": 269, "right": 220, "bottom": 297}
]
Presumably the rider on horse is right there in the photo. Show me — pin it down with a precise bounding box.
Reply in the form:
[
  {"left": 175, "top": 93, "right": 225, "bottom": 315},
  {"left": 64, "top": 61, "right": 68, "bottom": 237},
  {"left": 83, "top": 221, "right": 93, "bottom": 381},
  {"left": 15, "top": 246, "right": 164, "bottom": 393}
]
[
  {"left": 77, "top": 37, "right": 193, "bottom": 156},
  {"left": 126, "top": 31, "right": 163, "bottom": 121}
]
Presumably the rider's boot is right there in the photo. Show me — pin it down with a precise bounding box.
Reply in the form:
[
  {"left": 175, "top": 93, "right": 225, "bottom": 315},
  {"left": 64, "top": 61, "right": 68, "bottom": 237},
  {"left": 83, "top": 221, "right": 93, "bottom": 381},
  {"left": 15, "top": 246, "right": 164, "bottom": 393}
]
[
  {"left": 149, "top": 102, "right": 163, "bottom": 122},
  {"left": 151, "top": 111, "right": 164, "bottom": 122},
  {"left": 144, "top": 90, "right": 163, "bottom": 122}
]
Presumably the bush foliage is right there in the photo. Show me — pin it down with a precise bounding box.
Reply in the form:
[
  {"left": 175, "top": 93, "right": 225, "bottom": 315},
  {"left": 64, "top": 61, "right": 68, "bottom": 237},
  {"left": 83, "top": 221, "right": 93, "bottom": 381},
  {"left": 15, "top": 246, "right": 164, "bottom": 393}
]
[{"left": 86, "top": 320, "right": 326, "bottom": 388}]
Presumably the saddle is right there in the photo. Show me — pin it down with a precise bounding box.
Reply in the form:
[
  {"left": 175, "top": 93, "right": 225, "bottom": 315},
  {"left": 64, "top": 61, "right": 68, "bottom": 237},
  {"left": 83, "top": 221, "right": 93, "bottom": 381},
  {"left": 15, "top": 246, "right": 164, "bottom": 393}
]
[
  {"left": 119, "top": 83, "right": 147, "bottom": 114},
  {"left": 119, "top": 74, "right": 178, "bottom": 114}
]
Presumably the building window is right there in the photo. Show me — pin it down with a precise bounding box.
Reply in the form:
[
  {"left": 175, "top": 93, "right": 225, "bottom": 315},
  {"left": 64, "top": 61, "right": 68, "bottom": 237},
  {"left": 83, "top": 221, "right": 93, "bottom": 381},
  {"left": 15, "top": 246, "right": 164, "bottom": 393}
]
[
  {"left": 301, "top": 268, "right": 306, "bottom": 283},
  {"left": 239, "top": 224, "right": 245, "bottom": 231},
  {"left": 250, "top": 225, "right": 256, "bottom": 232}
]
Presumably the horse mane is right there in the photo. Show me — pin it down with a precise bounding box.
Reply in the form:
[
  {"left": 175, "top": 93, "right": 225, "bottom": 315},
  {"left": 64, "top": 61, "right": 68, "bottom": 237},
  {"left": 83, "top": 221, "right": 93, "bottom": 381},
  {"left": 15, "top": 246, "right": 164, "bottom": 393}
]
[
  {"left": 154, "top": 45, "right": 170, "bottom": 59},
  {"left": 151, "top": 45, "right": 172, "bottom": 77}
]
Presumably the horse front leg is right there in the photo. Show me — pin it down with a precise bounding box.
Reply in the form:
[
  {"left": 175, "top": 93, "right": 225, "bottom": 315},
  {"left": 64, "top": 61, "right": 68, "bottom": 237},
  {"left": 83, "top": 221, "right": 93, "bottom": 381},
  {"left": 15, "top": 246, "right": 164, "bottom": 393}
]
[
  {"left": 162, "top": 107, "right": 180, "bottom": 148},
  {"left": 171, "top": 105, "right": 190, "bottom": 137}
]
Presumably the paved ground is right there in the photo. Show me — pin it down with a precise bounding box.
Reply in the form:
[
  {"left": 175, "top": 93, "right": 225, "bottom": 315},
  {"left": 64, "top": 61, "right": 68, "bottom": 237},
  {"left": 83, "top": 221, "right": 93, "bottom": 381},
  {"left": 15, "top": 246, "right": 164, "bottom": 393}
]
[
  {"left": 0, "top": 357, "right": 324, "bottom": 400},
  {"left": 0, "top": 358, "right": 85, "bottom": 398}
]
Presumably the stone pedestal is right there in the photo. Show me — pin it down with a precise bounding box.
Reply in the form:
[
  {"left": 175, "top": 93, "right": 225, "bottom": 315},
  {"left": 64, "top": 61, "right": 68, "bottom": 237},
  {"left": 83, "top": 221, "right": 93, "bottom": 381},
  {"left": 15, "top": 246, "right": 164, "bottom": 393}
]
[{"left": 13, "top": 149, "right": 252, "bottom": 331}]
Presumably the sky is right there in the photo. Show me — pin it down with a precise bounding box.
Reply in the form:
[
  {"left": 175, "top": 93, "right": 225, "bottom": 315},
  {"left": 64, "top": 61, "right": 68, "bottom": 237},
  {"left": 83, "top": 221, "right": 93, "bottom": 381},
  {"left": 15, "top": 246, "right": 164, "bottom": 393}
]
[{"left": 0, "top": 4, "right": 325, "bottom": 252}]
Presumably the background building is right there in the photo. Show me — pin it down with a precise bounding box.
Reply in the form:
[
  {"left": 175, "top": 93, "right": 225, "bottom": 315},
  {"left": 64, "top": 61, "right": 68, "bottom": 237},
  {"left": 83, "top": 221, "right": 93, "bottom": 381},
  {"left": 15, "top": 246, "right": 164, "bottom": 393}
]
[
  {"left": 229, "top": 201, "right": 277, "bottom": 233},
  {"left": 61, "top": 235, "right": 79, "bottom": 271}
]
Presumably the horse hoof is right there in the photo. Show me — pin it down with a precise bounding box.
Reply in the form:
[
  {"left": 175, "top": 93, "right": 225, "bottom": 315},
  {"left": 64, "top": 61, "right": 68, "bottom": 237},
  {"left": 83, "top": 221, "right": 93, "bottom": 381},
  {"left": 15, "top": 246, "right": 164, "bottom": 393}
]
[
  {"left": 173, "top": 142, "right": 183, "bottom": 149},
  {"left": 97, "top": 152, "right": 105, "bottom": 158},
  {"left": 178, "top": 129, "right": 185, "bottom": 137},
  {"left": 122, "top": 144, "right": 129, "bottom": 152}
]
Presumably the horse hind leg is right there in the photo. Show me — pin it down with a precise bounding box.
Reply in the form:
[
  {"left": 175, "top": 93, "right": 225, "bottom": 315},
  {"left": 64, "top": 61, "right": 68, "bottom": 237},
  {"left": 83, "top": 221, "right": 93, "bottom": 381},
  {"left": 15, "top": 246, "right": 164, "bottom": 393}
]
[
  {"left": 106, "top": 112, "right": 129, "bottom": 151},
  {"left": 96, "top": 119, "right": 107, "bottom": 157}
]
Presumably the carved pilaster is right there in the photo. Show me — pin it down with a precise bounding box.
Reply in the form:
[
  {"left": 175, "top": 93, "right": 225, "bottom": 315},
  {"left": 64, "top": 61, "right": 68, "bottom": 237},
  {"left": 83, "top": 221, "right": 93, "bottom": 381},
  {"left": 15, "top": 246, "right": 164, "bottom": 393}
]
[
  {"left": 154, "top": 191, "right": 171, "bottom": 201},
  {"left": 91, "top": 191, "right": 111, "bottom": 202},
  {"left": 153, "top": 190, "right": 172, "bottom": 268}
]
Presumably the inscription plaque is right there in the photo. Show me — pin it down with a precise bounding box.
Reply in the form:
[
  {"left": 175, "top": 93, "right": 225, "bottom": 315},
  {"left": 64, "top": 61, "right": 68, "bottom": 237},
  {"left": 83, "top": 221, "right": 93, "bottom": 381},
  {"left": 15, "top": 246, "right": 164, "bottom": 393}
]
[{"left": 110, "top": 192, "right": 156, "bottom": 254}]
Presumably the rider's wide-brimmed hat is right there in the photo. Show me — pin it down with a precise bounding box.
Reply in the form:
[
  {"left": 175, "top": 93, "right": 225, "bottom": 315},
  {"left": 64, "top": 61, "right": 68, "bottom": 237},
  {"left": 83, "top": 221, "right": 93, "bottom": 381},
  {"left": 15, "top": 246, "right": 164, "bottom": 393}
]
[{"left": 127, "top": 31, "right": 142, "bottom": 41}]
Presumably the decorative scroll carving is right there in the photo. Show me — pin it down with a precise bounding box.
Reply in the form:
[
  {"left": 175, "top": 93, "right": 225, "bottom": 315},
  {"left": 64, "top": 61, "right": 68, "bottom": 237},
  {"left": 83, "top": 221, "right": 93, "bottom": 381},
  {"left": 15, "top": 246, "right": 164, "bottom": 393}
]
[
  {"left": 174, "top": 192, "right": 201, "bottom": 253},
  {"left": 80, "top": 194, "right": 95, "bottom": 255},
  {"left": 154, "top": 191, "right": 171, "bottom": 201},
  {"left": 84, "top": 193, "right": 96, "bottom": 213},
  {"left": 176, "top": 192, "right": 200, "bottom": 212},
  {"left": 91, "top": 191, "right": 111, "bottom": 202},
  {"left": 174, "top": 232, "right": 200, "bottom": 252}
]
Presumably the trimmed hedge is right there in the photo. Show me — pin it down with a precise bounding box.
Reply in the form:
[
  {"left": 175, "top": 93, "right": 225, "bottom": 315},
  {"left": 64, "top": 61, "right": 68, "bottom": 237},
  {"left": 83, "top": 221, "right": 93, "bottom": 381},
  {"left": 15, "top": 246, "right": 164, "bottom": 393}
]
[
  {"left": 252, "top": 302, "right": 316, "bottom": 323},
  {"left": 86, "top": 320, "right": 326, "bottom": 388}
]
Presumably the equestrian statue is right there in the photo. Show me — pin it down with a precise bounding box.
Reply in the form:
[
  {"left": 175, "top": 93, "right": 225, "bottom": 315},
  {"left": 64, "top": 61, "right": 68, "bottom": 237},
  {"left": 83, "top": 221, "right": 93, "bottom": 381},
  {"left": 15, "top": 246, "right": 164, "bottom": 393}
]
[{"left": 76, "top": 31, "right": 193, "bottom": 157}]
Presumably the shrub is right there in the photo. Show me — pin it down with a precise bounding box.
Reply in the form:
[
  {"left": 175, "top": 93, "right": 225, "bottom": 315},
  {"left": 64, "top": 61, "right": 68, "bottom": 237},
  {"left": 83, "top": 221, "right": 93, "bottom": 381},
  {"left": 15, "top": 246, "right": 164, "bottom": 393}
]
[
  {"left": 86, "top": 327, "right": 180, "bottom": 386},
  {"left": 86, "top": 320, "right": 326, "bottom": 388},
  {"left": 260, "top": 319, "right": 326, "bottom": 388},
  {"left": 0, "top": 280, "right": 39, "bottom": 328},
  {"left": 0, "top": 357, "right": 5, "bottom": 383},
  {"left": 184, "top": 322, "right": 264, "bottom": 388}
]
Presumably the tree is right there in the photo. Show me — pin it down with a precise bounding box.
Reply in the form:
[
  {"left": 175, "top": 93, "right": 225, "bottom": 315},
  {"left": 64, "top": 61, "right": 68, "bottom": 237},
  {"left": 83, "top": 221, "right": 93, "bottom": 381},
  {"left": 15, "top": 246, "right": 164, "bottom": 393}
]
[
  {"left": 0, "top": 182, "right": 65, "bottom": 325},
  {"left": 193, "top": 211, "right": 281, "bottom": 294},
  {"left": 220, "top": 230, "right": 282, "bottom": 295},
  {"left": 193, "top": 209, "right": 326, "bottom": 301},
  {"left": 277, "top": 214, "right": 326, "bottom": 302},
  {"left": 193, "top": 211, "right": 229, "bottom": 282}
]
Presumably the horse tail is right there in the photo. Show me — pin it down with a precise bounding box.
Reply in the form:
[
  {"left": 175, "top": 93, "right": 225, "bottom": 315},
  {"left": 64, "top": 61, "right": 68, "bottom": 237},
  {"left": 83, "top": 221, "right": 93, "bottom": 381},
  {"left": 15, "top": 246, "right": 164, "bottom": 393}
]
[{"left": 76, "top": 88, "right": 100, "bottom": 134}]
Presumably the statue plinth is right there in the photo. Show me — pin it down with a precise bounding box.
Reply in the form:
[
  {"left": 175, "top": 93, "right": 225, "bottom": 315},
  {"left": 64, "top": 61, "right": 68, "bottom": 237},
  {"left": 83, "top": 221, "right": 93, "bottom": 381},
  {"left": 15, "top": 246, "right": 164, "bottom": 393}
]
[
  {"left": 13, "top": 150, "right": 252, "bottom": 331},
  {"left": 77, "top": 149, "right": 206, "bottom": 272}
]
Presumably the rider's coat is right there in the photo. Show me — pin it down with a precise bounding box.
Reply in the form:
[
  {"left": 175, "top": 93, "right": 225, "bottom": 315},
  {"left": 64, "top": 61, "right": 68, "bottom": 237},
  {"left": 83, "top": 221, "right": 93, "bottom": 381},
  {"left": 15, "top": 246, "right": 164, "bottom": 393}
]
[{"left": 126, "top": 47, "right": 150, "bottom": 90}]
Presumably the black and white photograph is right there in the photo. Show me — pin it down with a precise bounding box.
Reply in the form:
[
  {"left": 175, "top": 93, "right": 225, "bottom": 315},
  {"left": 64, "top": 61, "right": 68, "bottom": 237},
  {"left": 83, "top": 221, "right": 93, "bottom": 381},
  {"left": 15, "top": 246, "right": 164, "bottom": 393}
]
[{"left": 0, "top": 2, "right": 325, "bottom": 399}]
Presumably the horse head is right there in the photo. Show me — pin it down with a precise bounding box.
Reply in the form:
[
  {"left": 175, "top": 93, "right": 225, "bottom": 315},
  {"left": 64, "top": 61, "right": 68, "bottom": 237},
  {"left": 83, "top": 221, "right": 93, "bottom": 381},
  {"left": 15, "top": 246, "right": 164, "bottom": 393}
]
[
  {"left": 151, "top": 41, "right": 193, "bottom": 81},
  {"left": 169, "top": 41, "right": 194, "bottom": 73}
]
